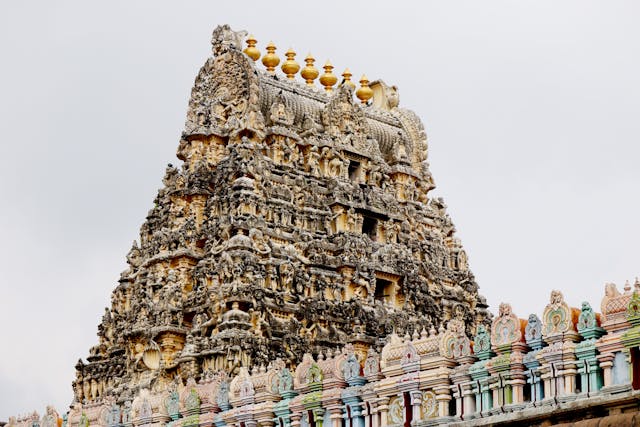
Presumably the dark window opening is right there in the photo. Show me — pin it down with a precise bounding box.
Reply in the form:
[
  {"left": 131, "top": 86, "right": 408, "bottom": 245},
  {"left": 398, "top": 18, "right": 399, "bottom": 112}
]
[
  {"left": 308, "top": 411, "right": 316, "bottom": 427},
  {"left": 523, "top": 381, "right": 532, "bottom": 402},
  {"left": 575, "top": 372, "right": 582, "bottom": 394},
  {"left": 348, "top": 161, "right": 361, "bottom": 182},
  {"left": 375, "top": 279, "right": 392, "bottom": 302},
  {"left": 403, "top": 392, "right": 412, "bottom": 427},
  {"left": 632, "top": 347, "right": 640, "bottom": 390},
  {"left": 362, "top": 216, "right": 377, "bottom": 239}
]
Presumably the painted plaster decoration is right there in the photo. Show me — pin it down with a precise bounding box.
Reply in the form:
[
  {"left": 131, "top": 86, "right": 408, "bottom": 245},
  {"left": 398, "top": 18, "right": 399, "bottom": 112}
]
[
  {"left": 388, "top": 396, "right": 404, "bottom": 425},
  {"left": 626, "top": 291, "right": 640, "bottom": 326},
  {"left": 524, "top": 314, "right": 542, "bottom": 342},
  {"left": 524, "top": 313, "right": 544, "bottom": 350},
  {"left": 343, "top": 352, "right": 361, "bottom": 383},
  {"left": 363, "top": 348, "right": 381, "bottom": 378},
  {"left": 401, "top": 340, "right": 420, "bottom": 366},
  {"left": 473, "top": 324, "right": 491, "bottom": 354},
  {"left": 40, "top": 406, "right": 58, "bottom": 427},
  {"left": 440, "top": 319, "right": 471, "bottom": 359},
  {"left": 577, "top": 301, "right": 598, "bottom": 331},
  {"left": 274, "top": 365, "right": 294, "bottom": 394},
  {"left": 421, "top": 391, "right": 438, "bottom": 419},
  {"left": 165, "top": 388, "right": 180, "bottom": 420},
  {"left": 490, "top": 303, "right": 522, "bottom": 348},
  {"left": 542, "top": 290, "right": 575, "bottom": 340}
]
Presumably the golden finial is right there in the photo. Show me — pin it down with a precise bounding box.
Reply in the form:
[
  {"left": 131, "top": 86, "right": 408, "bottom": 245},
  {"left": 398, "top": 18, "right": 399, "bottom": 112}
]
[
  {"left": 281, "top": 48, "right": 300, "bottom": 80},
  {"left": 356, "top": 74, "right": 373, "bottom": 105},
  {"left": 243, "top": 34, "right": 260, "bottom": 61},
  {"left": 341, "top": 68, "right": 355, "bottom": 89},
  {"left": 319, "top": 60, "right": 338, "bottom": 93},
  {"left": 301, "top": 53, "right": 319, "bottom": 87},
  {"left": 262, "top": 41, "right": 280, "bottom": 73}
]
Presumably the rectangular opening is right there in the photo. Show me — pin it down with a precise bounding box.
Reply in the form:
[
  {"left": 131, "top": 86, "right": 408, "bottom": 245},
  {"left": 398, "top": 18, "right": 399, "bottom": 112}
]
[
  {"left": 375, "top": 278, "right": 392, "bottom": 302},
  {"left": 632, "top": 347, "right": 640, "bottom": 390},
  {"left": 362, "top": 216, "right": 377, "bottom": 239},
  {"left": 348, "top": 160, "right": 361, "bottom": 182},
  {"left": 403, "top": 392, "right": 412, "bottom": 427},
  {"left": 523, "top": 381, "right": 531, "bottom": 402}
]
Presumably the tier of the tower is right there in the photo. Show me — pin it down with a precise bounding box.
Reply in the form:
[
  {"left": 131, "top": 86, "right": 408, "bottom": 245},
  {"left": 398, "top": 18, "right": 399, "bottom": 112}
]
[{"left": 72, "top": 25, "right": 488, "bottom": 406}]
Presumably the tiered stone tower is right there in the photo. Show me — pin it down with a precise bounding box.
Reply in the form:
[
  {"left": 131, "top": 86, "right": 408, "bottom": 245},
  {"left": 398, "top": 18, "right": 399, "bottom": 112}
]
[{"left": 74, "top": 25, "right": 488, "bottom": 405}]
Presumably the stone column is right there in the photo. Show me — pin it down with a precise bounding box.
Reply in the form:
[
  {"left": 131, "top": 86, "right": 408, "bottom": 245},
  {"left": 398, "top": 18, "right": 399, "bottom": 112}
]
[
  {"left": 510, "top": 376, "right": 525, "bottom": 404},
  {"left": 376, "top": 398, "right": 389, "bottom": 427},
  {"left": 370, "top": 405, "right": 379, "bottom": 427},
  {"left": 598, "top": 353, "right": 615, "bottom": 388},
  {"left": 409, "top": 391, "right": 422, "bottom": 423},
  {"left": 290, "top": 413, "right": 302, "bottom": 427},
  {"left": 328, "top": 407, "right": 343, "bottom": 427},
  {"left": 462, "top": 384, "right": 476, "bottom": 417},
  {"left": 362, "top": 404, "right": 370, "bottom": 427},
  {"left": 433, "top": 385, "right": 451, "bottom": 418}
]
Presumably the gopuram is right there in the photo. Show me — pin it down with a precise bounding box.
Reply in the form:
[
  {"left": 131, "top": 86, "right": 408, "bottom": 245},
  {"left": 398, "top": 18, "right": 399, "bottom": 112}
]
[{"left": 6, "top": 25, "right": 640, "bottom": 427}]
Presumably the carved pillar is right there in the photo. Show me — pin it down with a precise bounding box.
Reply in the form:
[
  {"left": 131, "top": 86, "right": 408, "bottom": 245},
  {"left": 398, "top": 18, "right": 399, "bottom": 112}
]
[
  {"left": 433, "top": 385, "right": 451, "bottom": 418},
  {"left": 462, "top": 384, "right": 476, "bottom": 417},
  {"left": 370, "top": 404, "right": 379, "bottom": 427},
  {"left": 362, "top": 404, "right": 370, "bottom": 427},
  {"left": 598, "top": 353, "right": 615, "bottom": 388},
  {"left": 290, "top": 412, "right": 301, "bottom": 427},
  {"left": 408, "top": 391, "right": 421, "bottom": 423},
  {"left": 376, "top": 398, "right": 388, "bottom": 427},
  {"left": 351, "top": 405, "right": 365, "bottom": 427},
  {"left": 328, "top": 407, "right": 342, "bottom": 427}
]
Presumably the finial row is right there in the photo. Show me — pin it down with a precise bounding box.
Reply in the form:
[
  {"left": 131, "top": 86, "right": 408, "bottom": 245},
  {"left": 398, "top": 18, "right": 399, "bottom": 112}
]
[{"left": 243, "top": 36, "right": 373, "bottom": 104}]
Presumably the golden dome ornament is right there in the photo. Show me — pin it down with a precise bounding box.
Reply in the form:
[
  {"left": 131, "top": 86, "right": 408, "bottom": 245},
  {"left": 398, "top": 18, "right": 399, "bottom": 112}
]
[
  {"left": 301, "top": 53, "right": 319, "bottom": 87},
  {"left": 341, "top": 68, "right": 355, "bottom": 89},
  {"left": 356, "top": 74, "right": 374, "bottom": 105},
  {"left": 262, "top": 41, "right": 280, "bottom": 73},
  {"left": 319, "top": 60, "right": 338, "bottom": 93},
  {"left": 281, "top": 48, "right": 300, "bottom": 80},
  {"left": 243, "top": 34, "right": 260, "bottom": 61}
]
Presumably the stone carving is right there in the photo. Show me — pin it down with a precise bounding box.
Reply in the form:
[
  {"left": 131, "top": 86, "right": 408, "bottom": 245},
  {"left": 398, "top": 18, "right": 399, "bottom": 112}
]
[
  {"left": 363, "top": 348, "right": 380, "bottom": 377},
  {"left": 524, "top": 314, "right": 542, "bottom": 342},
  {"left": 440, "top": 319, "right": 471, "bottom": 359},
  {"left": 473, "top": 324, "right": 491, "bottom": 354},
  {"left": 343, "top": 353, "right": 361, "bottom": 382},
  {"left": 71, "top": 24, "right": 487, "bottom": 409},
  {"left": 490, "top": 303, "right": 521, "bottom": 348},
  {"left": 165, "top": 389, "right": 180, "bottom": 420},
  {"left": 274, "top": 366, "right": 294, "bottom": 394},
  {"left": 388, "top": 396, "right": 404, "bottom": 425},
  {"left": 577, "top": 301, "right": 597, "bottom": 331},
  {"left": 421, "top": 391, "right": 437, "bottom": 419},
  {"left": 542, "top": 290, "right": 574, "bottom": 338},
  {"left": 626, "top": 292, "right": 640, "bottom": 324}
]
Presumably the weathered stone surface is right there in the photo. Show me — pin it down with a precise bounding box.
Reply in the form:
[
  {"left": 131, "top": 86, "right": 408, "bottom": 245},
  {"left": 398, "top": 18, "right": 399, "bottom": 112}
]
[{"left": 73, "top": 24, "right": 488, "bottom": 406}]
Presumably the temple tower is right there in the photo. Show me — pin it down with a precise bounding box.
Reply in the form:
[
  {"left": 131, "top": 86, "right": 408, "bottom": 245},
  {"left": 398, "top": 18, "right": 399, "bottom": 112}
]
[{"left": 74, "top": 25, "right": 488, "bottom": 405}]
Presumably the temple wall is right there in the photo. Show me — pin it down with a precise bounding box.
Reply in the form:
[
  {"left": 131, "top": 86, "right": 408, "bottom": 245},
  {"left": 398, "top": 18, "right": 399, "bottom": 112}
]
[{"left": 10, "top": 280, "right": 640, "bottom": 427}]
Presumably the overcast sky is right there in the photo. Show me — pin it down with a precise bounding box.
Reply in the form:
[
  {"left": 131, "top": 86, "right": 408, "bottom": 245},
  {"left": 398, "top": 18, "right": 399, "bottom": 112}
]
[{"left": 1, "top": 0, "right": 638, "bottom": 420}]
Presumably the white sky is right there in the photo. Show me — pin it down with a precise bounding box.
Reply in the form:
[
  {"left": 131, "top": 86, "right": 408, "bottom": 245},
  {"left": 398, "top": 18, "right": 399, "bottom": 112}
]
[{"left": 0, "top": 0, "right": 638, "bottom": 420}]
